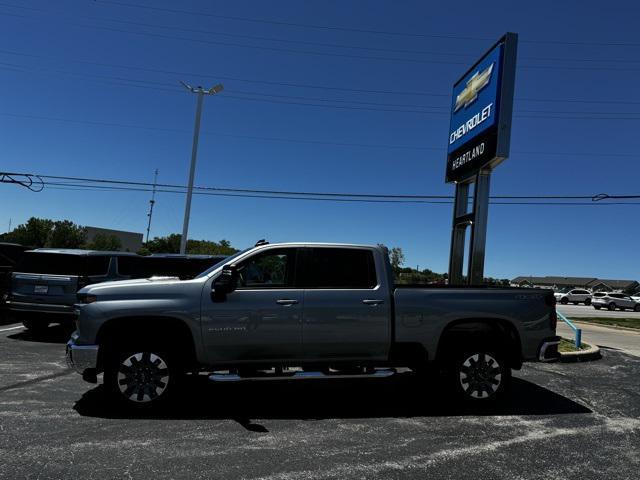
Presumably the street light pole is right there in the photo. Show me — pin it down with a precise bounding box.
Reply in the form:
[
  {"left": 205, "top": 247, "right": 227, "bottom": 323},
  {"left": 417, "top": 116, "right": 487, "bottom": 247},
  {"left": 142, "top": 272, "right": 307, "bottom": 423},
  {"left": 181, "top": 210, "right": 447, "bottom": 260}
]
[{"left": 179, "top": 82, "right": 223, "bottom": 254}]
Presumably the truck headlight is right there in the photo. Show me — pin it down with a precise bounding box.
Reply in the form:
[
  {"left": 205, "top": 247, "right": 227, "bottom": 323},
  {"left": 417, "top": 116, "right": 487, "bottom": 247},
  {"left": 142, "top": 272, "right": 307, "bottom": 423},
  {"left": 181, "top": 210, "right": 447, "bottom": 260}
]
[{"left": 77, "top": 293, "right": 97, "bottom": 304}]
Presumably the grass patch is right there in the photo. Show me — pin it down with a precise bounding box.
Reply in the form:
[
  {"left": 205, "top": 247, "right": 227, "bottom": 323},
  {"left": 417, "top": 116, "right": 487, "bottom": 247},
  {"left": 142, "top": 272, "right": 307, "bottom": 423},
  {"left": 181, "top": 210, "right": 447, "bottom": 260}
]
[
  {"left": 571, "top": 317, "right": 640, "bottom": 330},
  {"left": 558, "top": 338, "right": 589, "bottom": 352}
]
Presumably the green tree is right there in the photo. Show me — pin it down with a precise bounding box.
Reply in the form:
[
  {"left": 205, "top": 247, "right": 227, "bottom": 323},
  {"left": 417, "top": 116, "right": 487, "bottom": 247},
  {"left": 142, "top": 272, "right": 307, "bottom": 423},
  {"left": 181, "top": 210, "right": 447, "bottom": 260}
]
[
  {"left": 144, "top": 234, "right": 239, "bottom": 255},
  {"left": 144, "top": 234, "right": 182, "bottom": 253},
  {"left": 45, "top": 220, "right": 87, "bottom": 248},
  {"left": 187, "top": 238, "right": 238, "bottom": 255},
  {"left": 389, "top": 247, "right": 405, "bottom": 274},
  {"left": 0, "top": 217, "right": 54, "bottom": 247},
  {"left": 84, "top": 233, "right": 122, "bottom": 251}
]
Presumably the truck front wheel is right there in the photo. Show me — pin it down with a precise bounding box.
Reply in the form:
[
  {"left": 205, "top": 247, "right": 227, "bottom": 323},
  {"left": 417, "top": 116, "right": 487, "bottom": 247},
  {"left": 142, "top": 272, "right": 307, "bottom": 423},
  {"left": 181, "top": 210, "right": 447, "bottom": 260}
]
[
  {"left": 451, "top": 349, "right": 510, "bottom": 402},
  {"left": 104, "top": 345, "right": 180, "bottom": 409}
]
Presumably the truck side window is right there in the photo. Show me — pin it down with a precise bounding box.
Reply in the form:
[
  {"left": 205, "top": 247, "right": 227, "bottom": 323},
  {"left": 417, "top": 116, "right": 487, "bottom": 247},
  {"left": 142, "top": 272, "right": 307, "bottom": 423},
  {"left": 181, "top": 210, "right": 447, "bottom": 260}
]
[
  {"left": 237, "top": 249, "right": 294, "bottom": 288},
  {"left": 305, "top": 248, "right": 377, "bottom": 289}
]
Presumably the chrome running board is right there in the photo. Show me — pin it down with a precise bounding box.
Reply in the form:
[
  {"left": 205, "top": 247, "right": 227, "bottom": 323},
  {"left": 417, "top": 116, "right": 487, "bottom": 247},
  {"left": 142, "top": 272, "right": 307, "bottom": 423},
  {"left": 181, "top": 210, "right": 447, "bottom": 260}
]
[{"left": 209, "top": 368, "right": 396, "bottom": 383}]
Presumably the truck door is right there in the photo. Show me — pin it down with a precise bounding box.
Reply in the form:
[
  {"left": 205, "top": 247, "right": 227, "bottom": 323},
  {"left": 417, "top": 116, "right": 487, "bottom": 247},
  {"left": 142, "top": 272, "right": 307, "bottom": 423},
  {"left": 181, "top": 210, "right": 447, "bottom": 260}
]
[
  {"left": 201, "top": 247, "right": 303, "bottom": 364},
  {"left": 300, "top": 247, "right": 391, "bottom": 362}
]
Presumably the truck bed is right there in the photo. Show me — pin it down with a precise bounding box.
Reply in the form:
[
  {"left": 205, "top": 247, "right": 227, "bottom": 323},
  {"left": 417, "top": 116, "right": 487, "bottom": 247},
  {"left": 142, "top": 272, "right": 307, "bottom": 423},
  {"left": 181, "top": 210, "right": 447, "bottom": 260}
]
[{"left": 393, "top": 286, "right": 555, "bottom": 362}]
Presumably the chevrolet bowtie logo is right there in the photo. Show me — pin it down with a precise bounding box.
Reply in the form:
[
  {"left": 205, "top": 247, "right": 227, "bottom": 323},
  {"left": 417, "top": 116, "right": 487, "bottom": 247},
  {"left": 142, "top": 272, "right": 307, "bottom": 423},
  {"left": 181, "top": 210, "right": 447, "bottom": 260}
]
[{"left": 454, "top": 63, "right": 494, "bottom": 112}]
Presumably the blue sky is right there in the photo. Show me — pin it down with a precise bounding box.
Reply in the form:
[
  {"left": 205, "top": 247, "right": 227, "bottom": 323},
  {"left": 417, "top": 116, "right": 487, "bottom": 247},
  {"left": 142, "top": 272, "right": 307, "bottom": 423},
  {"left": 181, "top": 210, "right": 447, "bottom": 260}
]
[{"left": 1, "top": 0, "right": 639, "bottom": 279}]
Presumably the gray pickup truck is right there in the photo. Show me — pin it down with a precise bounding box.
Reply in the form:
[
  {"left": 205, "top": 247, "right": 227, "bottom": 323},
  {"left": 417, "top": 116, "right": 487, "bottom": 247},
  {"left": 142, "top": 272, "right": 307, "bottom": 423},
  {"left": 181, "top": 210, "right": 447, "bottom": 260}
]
[{"left": 67, "top": 242, "right": 560, "bottom": 409}]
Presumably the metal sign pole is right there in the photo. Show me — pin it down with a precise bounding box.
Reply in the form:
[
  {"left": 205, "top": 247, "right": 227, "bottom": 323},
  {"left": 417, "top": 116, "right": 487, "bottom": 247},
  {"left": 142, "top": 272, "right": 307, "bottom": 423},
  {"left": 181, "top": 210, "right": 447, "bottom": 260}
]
[
  {"left": 448, "top": 182, "right": 470, "bottom": 285},
  {"left": 467, "top": 170, "right": 491, "bottom": 285}
]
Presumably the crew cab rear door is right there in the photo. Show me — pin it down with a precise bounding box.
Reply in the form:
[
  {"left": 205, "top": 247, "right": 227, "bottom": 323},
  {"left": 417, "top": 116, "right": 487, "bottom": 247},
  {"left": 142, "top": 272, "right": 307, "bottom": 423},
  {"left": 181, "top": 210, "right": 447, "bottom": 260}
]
[{"left": 299, "top": 247, "right": 391, "bottom": 362}]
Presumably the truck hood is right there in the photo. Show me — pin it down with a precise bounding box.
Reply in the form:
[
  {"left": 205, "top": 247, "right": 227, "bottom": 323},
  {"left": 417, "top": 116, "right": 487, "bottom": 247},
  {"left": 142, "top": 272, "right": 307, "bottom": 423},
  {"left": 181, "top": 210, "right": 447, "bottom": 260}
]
[{"left": 79, "top": 276, "right": 200, "bottom": 297}]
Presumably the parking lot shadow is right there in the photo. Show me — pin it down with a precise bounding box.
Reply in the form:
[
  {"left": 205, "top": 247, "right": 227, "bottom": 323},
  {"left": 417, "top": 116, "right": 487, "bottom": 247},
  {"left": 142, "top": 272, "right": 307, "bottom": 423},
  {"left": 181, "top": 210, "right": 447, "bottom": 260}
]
[
  {"left": 8, "top": 324, "right": 73, "bottom": 344},
  {"left": 74, "top": 373, "right": 591, "bottom": 430}
]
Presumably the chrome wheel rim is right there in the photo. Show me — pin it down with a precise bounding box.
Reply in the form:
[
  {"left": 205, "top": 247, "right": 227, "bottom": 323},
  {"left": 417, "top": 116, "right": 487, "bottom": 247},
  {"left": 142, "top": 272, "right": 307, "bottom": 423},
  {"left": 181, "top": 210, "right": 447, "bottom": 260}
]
[
  {"left": 459, "top": 353, "right": 502, "bottom": 399},
  {"left": 117, "top": 352, "right": 169, "bottom": 403}
]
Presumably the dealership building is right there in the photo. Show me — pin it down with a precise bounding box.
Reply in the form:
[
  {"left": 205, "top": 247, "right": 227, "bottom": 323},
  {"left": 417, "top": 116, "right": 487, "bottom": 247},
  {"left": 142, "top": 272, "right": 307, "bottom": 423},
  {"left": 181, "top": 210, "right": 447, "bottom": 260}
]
[{"left": 510, "top": 276, "right": 639, "bottom": 294}]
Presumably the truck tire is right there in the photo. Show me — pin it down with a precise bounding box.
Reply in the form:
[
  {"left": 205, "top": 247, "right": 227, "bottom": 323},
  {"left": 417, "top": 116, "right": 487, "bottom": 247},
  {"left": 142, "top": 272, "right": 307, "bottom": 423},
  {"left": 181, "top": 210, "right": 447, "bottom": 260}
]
[
  {"left": 450, "top": 348, "right": 510, "bottom": 402},
  {"left": 104, "top": 343, "right": 181, "bottom": 410},
  {"left": 22, "top": 319, "right": 49, "bottom": 334}
]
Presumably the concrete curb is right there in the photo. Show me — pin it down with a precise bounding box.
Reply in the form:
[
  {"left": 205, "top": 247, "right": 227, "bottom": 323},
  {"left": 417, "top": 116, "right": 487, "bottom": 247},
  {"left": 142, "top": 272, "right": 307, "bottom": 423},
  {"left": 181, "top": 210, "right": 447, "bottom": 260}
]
[
  {"left": 572, "top": 321, "right": 640, "bottom": 334},
  {"left": 559, "top": 339, "right": 602, "bottom": 363}
]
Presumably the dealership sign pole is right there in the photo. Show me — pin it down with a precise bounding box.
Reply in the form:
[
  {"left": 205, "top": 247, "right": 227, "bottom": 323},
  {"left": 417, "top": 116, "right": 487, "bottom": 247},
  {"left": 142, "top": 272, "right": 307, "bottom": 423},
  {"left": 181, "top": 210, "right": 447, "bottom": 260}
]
[{"left": 446, "top": 33, "right": 518, "bottom": 285}]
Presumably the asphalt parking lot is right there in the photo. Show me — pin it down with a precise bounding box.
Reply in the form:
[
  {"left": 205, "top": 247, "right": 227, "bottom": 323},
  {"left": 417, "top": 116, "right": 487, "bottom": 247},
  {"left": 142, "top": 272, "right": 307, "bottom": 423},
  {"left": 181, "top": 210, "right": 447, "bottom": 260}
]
[{"left": 1, "top": 323, "right": 639, "bottom": 480}]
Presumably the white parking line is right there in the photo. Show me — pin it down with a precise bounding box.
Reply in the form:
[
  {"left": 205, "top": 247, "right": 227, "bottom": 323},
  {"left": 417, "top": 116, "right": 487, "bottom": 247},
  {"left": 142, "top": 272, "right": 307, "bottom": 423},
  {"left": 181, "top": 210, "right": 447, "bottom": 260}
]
[{"left": 0, "top": 325, "right": 25, "bottom": 333}]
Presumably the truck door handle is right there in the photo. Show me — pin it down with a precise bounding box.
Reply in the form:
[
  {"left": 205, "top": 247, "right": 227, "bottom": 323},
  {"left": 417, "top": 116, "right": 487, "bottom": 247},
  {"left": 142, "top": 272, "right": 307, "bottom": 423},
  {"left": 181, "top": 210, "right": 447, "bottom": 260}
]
[
  {"left": 276, "top": 299, "right": 299, "bottom": 306},
  {"left": 362, "top": 299, "right": 384, "bottom": 305}
]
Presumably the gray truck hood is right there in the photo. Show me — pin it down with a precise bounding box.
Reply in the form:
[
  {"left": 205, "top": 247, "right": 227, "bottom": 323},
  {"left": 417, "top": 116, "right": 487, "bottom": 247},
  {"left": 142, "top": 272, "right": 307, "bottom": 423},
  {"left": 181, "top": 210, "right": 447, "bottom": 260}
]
[{"left": 80, "top": 277, "right": 199, "bottom": 296}]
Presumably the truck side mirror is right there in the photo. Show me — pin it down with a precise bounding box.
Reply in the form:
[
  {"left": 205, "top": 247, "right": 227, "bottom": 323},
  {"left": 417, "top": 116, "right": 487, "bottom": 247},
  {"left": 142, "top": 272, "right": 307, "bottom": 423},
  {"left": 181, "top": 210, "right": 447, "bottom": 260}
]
[{"left": 212, "top": 264, "right": 239, "bottom": 302}]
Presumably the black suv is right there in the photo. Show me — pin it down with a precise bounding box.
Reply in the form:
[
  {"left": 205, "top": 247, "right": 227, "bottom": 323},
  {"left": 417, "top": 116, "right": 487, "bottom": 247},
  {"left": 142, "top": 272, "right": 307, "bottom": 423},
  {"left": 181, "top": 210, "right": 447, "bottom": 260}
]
[
  {"left": 8, "top": 250, "right": 227, "bottom": 332},
  {"left": 0, "top": 243, "right": 29, "bottom": 321},
  {"left": 8, "top": 249, "right": 138, "bottom": 331}
]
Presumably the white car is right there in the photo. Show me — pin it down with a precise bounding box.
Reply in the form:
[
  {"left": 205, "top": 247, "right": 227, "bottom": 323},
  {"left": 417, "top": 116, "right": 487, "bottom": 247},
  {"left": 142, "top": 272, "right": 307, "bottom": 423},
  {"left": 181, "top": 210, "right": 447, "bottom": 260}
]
[
  {"left": 592, "top": 292, "right": 640, "bottom": 312},
  {"left": 554, "top": 289, "right": 592, "bottom": 305}
]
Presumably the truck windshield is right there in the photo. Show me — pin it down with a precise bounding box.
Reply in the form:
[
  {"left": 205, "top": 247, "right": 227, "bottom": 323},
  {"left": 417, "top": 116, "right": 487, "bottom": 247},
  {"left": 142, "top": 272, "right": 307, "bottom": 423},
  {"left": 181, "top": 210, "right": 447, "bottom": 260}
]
[{"left": 195, "top": 248, "right": 251, "bottom": 278}]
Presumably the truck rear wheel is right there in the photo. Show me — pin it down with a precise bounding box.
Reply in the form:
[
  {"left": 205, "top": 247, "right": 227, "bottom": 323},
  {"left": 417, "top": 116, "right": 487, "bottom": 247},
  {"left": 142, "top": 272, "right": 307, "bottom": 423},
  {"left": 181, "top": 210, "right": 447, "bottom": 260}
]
[
  {"left": 104, "top": 344, "right": 181, "bottom": 410},
  {"left": 450, "top": 349, "right": 510, "bottom": 402}
]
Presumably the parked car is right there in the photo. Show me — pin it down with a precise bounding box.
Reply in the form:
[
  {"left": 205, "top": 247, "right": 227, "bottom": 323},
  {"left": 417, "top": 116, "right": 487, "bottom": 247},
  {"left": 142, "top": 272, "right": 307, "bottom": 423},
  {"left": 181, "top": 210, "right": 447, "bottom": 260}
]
[
  {"left": 591, "top": 292, "right": 609, "bottom": 303},
  {"left": 0, "top": 243, "right": 29, "bottom": 319},
  {"left": 67, "top": 241, "right": 560, "bottom": 410},
  {"left": 8, "top": 250, "right": 229, "bottom": 332},
  {"left": 554, "top": 288, "right": 592, "bottom": 305},
  {"left": 7, "top": 249, "right": 139, "bottom": 332},
  {"left": 592, "top": 292, "right": 640, "bottom": 311},
  {"left": 118, "top": 254, "right": 227, "bottom": 280}
]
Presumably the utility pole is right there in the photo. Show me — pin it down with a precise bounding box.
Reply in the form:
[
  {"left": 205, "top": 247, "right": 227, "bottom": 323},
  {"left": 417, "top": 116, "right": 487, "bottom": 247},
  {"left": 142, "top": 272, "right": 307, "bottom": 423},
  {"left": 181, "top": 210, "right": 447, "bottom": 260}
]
[
  {"left": 7, "top": 218, "right": 11, "bottom": 233},
  {"left": 179, "top": 81, "right": 224, "bottom": 254},
  {"left": 145, "top": 169, "right": 159, "bottom": 243}
]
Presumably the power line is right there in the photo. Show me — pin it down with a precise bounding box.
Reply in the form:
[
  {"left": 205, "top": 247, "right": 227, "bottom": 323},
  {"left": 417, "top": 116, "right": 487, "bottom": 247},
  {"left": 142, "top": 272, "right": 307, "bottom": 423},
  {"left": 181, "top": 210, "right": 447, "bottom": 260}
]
[
  {"left": 0, "top": 172, "right": 44, "bottom": 191},
  {"left": 31, "top": 174, "right": 640, "bottom": 201},
  {"left": 4, "top": 111, "right": 640, "bottom": 158},
  {"left": 4, "top": 171, "right": 638, "bottom": 206},
  {"left": 4, "top": 47, "right": 640, "bottom": 107},
  {"left": 4, "top": 4, "right": 639, "bottom": 66},
  {"left": 93, "top": 0, "right": 640, "bottom": 48},
  {"left": 5, "top": 8, "right": 640, "bottom": 72},
  {"left": 38, "top": 182, "right": 640, "bottom": 207}
]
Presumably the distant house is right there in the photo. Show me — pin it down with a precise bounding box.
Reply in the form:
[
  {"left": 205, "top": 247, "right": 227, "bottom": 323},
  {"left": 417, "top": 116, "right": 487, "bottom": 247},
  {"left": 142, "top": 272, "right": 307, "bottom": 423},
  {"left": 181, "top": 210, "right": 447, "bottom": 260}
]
[
  {"left": 510, "top": 276, "right": 639, "bottom": 294},
  {"left": 586, "top": 279, "right": 640, "bottom": 293},
  {"left": 85, "top": 226, "right": 143, "bottom": 253}
]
